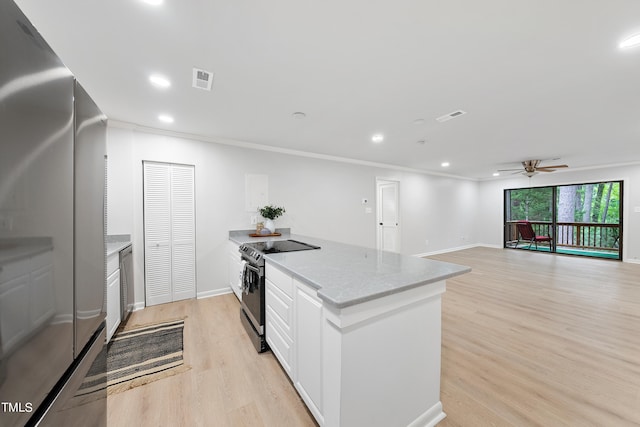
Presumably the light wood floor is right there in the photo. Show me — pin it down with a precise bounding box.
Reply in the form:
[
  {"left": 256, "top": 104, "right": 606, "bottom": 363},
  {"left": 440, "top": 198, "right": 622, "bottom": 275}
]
[
  {"left": 107, "top": 294, "right": 317, "bottom": 427},
  {"left": 108, "top": 247, "right": 640, "bottom": 426},
  {"left": 432, "top": 247, "right": 640, "bottom": 427}
]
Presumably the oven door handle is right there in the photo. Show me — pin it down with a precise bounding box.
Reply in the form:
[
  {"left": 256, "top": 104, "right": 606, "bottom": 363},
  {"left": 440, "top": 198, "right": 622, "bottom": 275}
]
[{"left": 244, "top": 264, "right": 261, "bottom": 274}]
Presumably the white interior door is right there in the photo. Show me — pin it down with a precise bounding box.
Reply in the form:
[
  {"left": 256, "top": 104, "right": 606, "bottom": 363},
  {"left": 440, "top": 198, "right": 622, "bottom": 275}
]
[
  {"left": 376, "top": 179, "right": 400, "bottom": 252},
  {"left": 143, "top": 162, "right": 195, "bottom": 306},
  {"left": 170, "top": 165, "right": 196, "bottom": 302}
]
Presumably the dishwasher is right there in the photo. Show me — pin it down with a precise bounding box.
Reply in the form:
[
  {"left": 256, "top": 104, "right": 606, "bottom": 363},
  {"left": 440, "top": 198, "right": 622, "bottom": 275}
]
[{"left": 119, "top": 244, "right": 134, "bottom": 322}]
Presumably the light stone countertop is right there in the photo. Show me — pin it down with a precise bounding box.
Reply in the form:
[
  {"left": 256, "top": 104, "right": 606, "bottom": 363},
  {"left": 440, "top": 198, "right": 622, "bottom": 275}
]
[
  {"left": 229, "top": 230, "right": 471, "bottom": 309},
  {"left": 106, "top": 234, "right": 132, "bottom": 257}
]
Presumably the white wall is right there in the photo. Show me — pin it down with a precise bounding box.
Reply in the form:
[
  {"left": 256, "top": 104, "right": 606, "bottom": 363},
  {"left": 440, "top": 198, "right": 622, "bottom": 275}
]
[
  {"left": 106, "top": 127, "right": 134, "bottom": 234},
  {"left": 477, "top": 165, "right": 640, "bottom": 262},
  {"left": 106, "top": 125, "right": 479, "bottom": 305},
  {"left": 107, "top": 126, "right": 640, "bottom": 308}
]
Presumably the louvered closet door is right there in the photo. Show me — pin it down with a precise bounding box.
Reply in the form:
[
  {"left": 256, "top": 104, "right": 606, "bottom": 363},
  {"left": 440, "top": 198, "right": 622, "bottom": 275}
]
[
  {"left": 143, "top": 162, "right": 196, "bottom": 306},
  {"left": 170, "top": 165, "right": 196, "bottom": 301}
]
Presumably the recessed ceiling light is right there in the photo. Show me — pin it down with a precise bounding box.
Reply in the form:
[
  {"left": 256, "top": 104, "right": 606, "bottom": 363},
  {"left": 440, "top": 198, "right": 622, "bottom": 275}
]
[
  {"left": 158, "top": 114, "right": 174, "bottom": 123},
  {"left": 493, "top": 172, "right": 500, "bottom": 177},
  {"left": 149, "top": 74, "right": 170, "bottom": 88},
  {"left": 292, "top": 112, "right": 306, "bottom": 119},
  {"left": 620, "top": 34, "right": 640, "bottom": 49},
  {"left": 372, "top": 134, "right": 384, "bottom": 143},
  {"left": 441, "top": 162, "right": 450, "bottom": 167},
  {"left": 141, "top": 0, "right": 163, "bottom": 5}
]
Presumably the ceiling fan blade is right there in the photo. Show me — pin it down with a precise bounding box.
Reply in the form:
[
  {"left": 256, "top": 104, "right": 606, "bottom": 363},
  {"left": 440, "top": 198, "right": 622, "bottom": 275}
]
[
  {"left": 497, "top": 168, "right": 524, "bottom": 172},
  {"left": 538, "top": 169, "right": 555, "bottom": 172},
  {"left": 538, "top": 164, "right": 568, "bottom": 170}
]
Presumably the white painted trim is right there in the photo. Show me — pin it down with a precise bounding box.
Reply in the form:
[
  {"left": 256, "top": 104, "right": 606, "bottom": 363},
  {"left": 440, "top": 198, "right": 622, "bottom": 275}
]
[
  {"left": 323, "top": 280, "right": 445, "bottom": 330},
  {"left": 108, "top": 120, "right": 475, "bottom": 181},
  {"left": 197, "top": 287, "right": 233, "bottom": 299},
  {"left": 413, "top": 243, "right": 483, "bottom": 258},
  {"left": 407, "top": 401, "right": 446, "bottom": 427},
  {"left": 133, "top": 301, "right": 145, "bottom": 311},
  {"left": 414, "top": 243, "right": 639, "bottom": 264}
]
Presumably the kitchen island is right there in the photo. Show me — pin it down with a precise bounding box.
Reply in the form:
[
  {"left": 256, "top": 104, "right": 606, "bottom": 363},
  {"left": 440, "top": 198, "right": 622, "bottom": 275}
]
[{"left": 229, "top": 231, "right": 470, "bottom": 427}]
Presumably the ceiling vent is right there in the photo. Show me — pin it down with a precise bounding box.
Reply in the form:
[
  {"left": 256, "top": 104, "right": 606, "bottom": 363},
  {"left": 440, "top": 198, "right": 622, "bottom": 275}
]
[
  {"left": 436, "top": 110, "right": 467, "bottom": 123},
  {"left": 192, "top": 68, "right": 214, "bottom": 91}
]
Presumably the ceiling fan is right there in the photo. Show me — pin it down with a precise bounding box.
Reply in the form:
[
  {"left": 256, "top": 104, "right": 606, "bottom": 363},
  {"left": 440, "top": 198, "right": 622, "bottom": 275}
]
[{"left": 498, "top": 159, "right": 569, "bottom": 177}]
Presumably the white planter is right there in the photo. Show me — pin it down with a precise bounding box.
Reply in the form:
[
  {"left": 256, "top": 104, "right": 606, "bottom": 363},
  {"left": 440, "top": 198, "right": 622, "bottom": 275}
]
[{"left": 264, "top": 219, "right": 276, "bottom": 233}]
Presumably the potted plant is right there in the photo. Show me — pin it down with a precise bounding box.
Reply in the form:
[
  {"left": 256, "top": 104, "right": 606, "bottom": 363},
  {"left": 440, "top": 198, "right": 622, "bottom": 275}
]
[{"left": 259, "top": 205, "right": 286, "bottom": 233}]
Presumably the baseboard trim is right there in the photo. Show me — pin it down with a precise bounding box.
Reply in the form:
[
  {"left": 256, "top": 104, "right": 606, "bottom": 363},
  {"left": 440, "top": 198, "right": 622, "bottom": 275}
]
[
  {"left": 413, "top": 243, "right": 484, "bottom": 258},
  {"left": 197, "top": 287, "right": 233, "bottom": 300},
  {"left": 407, "top": 401, "right": 446, "bottom": 427}
]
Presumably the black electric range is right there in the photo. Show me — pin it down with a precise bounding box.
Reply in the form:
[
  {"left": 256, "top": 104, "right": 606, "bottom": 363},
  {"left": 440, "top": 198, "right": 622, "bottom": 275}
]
[
  {"left": 238, "top": 239, "right": 320, "bottom": 353},
  {"left": 241, "top": 239, "right": 321, "bottom": 259}
]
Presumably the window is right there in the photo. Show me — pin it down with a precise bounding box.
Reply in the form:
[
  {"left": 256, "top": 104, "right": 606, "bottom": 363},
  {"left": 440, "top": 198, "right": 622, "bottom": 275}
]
[{"left": 504, "top": 181, "right": 622, "bottom": 260}]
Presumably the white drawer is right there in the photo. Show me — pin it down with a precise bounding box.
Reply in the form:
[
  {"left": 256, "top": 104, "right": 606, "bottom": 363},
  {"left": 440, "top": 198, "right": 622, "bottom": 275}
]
[
  {"left": 106, "top": 252, "right": 119, "bottom": 276},
  {"left": 265, "top": 262, "right": 293, "bottom": 297},
  {"left": 266, "top": 280, "right": 292, "bottom": 336},
  {"left": 266, "top": 308, "right": 293, "bottom": 376}
]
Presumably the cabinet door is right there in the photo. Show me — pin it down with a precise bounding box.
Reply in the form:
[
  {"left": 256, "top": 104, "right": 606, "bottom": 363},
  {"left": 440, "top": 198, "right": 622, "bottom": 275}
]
[
  {"left": 228, "top": 246, "right": 242, "bottom": 301},
  {"left": 295, "top": 280, "right": 323, "bottom": 420},
  {"left": 106, "top": 269, "right": 121, "bottom": 342}
]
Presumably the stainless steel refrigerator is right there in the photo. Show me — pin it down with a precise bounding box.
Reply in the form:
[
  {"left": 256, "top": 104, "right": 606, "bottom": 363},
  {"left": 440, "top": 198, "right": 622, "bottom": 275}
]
[{"left": 0, "top": 1, "right": 108, "bottom": 425}]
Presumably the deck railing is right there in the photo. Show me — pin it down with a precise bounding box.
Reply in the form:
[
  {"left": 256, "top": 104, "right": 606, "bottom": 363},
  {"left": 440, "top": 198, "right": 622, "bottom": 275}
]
[{"left": 505, "top": 221, "right": 620, "bottom": 252}]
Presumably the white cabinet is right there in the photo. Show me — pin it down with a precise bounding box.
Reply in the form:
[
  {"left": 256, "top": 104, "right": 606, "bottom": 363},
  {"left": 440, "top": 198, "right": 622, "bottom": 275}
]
[
  {"left": 265, "top": 260, "right": 447, "bottom": 427},
  {"left": 0, "top": 250, "right": 54, "bottom": 355},
  {"left": 265, "top": 263, "right": 294, "bottom": 376},
  {"left": 106, "top": 252, "right": 121, "bottom": 343},
  {"left": 228, "top": 242, "right": 242, "bottom": 301},
  {"left": 265, "top": 262, "right": 323, "bottom": 424},
  {"left": 294, "top": 279, "right": 323, "bottom": 422}
]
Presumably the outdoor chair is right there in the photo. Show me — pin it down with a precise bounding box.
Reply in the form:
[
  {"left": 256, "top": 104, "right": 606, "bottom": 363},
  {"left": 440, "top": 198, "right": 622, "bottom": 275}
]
[{"left": 516, "top": 221, "right": 552, "bottom": 249}]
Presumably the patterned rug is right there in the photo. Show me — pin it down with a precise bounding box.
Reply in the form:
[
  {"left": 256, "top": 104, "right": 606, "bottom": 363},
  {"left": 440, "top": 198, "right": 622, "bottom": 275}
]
[{"left": 77, "top": 319, "right": 190, "bottom": 397}]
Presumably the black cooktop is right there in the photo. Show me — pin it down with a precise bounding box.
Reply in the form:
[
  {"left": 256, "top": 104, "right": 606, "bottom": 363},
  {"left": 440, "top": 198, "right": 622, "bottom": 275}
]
[{"left": 245, "top": 239, "right": 321, "bottom": 254}]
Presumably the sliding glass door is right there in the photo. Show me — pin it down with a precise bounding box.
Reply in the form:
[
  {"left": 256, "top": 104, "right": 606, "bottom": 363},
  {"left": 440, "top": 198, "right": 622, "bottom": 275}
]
[{"left": 504, "top": 181, "right": 622, "bottom": 260}]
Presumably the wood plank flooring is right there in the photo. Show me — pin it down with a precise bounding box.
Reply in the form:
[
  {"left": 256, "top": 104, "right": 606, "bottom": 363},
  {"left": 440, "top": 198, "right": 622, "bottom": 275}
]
[
  {"left": 107, "top": 247, "right": 640, "bottom": 426},
  {"left": 431, "top": 247, "right": 640, "bottom": 427},
  {"left": 107, "top": 294, "right": 317, "bottom": 427}
]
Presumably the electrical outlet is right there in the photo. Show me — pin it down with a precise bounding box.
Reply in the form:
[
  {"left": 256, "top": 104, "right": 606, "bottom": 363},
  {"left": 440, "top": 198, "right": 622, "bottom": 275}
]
[
  {"left": 250, "top": 215, "right": 257, "bottom": 225},
  {"left": 425, "top": 239, "right": 429, "bottom": 246}
]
